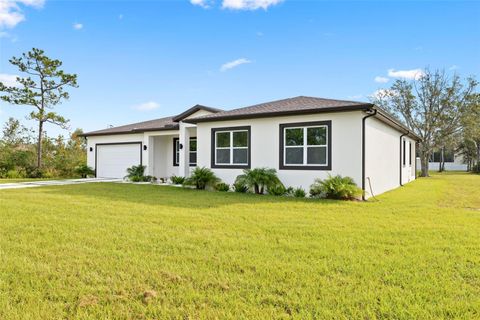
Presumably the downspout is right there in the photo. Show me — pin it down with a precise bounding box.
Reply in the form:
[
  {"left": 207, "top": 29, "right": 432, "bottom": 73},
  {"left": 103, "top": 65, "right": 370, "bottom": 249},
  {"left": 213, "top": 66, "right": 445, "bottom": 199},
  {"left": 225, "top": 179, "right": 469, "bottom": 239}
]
[
  {"left": 399, "top": 132, "right": 408, "bottom": 186},
  {"left": 362, "top": 108, "right": 377, "bottom": 200}
]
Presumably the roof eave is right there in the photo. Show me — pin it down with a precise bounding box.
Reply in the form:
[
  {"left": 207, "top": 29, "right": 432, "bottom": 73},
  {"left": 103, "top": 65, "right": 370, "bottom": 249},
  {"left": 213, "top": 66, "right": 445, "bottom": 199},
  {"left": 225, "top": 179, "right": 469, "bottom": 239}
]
[
  {"left": 372, "top": 108, "right": 422, "bottom": 141},
  {"left": 184, "top": 104, "right": 374, "bottom": 124},
  {"left": 80, "top": 125, "right": 180, "bottom": 137},
  {"left": 172, "top": 105, "right": 222, "bottom": 122}
]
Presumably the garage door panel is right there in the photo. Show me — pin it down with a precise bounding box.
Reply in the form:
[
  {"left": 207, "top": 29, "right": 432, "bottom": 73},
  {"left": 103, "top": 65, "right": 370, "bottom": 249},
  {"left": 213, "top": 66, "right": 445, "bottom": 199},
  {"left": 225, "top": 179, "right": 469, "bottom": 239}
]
[{"left": 96, "top": 143, "right": 141, "bottom": 178}]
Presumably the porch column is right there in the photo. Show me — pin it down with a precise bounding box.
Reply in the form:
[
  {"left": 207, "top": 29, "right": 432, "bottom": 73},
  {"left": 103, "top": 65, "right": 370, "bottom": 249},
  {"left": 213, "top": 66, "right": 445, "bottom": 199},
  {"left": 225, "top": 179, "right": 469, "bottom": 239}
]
[
  {"left": 178, "top": 121, "right": 190, "bottom": 177},
  {"left": 143, "top": 134, "right": 155, "bottom": 176}
]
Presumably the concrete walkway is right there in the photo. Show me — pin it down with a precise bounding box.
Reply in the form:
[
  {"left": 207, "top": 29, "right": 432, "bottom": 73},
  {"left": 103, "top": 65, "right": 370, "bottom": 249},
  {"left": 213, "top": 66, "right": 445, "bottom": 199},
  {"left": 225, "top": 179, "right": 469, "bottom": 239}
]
[{"left": 0, "top": 178, "right": 122, "bottom": 190}]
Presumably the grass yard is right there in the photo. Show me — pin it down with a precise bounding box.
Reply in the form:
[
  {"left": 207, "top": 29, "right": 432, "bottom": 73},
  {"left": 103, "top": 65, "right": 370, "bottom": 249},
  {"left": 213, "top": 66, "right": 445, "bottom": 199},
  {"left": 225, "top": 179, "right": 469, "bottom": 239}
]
[
  {"left": 0, "top": 178, "right": 66, "bottom": 184},
  {"left": 0, "top": 178, "right": 43, "bottom": 184},
  {"left": 0, "top": 173, "right": 479, "bottom": 319}
]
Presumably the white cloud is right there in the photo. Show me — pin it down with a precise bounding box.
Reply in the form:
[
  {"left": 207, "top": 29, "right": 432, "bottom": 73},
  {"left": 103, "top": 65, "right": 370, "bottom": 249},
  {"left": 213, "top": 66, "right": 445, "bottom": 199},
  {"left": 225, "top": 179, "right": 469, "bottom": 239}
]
[
  {"left": 449, "top": 65, "right": 458, "bottom": 71},
  {"left": 0, "top": 0, "right": 44, "bottom": 29},
  {"left": 132, "top": 101, "right": 160, "bottom": 111},
  {"left": 0, "top": 73, "right": 20, "bottom": 87},
  {"left": 220, "top": 58, "right": 251, "bottom": 72},
  {"left": 73, "top": 23, "right": 83, "bottom": 30},
  {"left": 387, "top": 68, "right": 424, "bottom": 80},
  {"left": 222, "top": 0, "right": 282, "bottom": 10},
  {"left": 190, "top": 0, "right": 212, "bottom": 8},
  {"left": 374, "top": 76, "right": 389, "bottom": 83}
]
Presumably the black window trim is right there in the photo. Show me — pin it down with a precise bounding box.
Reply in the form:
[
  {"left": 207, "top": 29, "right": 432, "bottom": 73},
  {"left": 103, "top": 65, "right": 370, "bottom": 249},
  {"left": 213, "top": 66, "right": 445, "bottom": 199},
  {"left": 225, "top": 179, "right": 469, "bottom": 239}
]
[
  {"left": 402, "top": 139, "right": 406, "bottom": 167},
  {"left": 279, "top": 120, "right": 332, "bottom": 171},
  {"left": 211, "top": 126, "right": 251, "bottom": 169},
  {"left": 173, "top": 137, "right": 197, "bottom": 167},
  {"left": 409, "top": 141, "right": 412, "bottom": 166}
]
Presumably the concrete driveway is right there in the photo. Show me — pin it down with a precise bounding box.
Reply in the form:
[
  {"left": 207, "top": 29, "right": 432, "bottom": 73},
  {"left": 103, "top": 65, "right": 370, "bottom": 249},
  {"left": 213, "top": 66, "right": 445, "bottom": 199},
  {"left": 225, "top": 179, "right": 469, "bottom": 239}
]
[{"left": 0, "top": 178, "right": 122, "bottom": 190}]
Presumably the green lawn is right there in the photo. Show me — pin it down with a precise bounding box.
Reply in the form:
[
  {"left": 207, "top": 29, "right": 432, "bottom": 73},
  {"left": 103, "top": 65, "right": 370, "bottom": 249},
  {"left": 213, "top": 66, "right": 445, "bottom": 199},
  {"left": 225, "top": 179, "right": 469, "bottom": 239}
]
[
  {"left": 0, "top": 178, "right": 67, "bottom": 184},
  {"left": 0, "top": 173, "right": 479, "bottom": 319},
  {"left": 0, "top": 178, "right": 42, "bottom": 184}
]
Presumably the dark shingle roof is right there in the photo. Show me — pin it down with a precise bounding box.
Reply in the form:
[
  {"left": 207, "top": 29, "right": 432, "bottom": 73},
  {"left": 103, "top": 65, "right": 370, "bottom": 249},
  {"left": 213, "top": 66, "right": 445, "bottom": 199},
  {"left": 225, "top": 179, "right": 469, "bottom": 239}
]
[
  {"left": 185, "top": 96, "right": 372, "bottom": 123},
  {"left": 172, "top": 104, "right": 223, "bottom": 122},
  {"left": 82, "top": 116, "right": 178, "bottom": 137}
]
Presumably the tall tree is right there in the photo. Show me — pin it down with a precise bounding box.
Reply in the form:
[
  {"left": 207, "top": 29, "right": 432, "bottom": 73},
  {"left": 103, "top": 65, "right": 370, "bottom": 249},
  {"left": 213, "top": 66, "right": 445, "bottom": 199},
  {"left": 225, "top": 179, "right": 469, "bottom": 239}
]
[
  {"left": 461, "top": 93, "right": 480, "bottom": 169},
  {"left": 373, "top": 69, "right": 477, "bottom": 177},
  {"left": 1, "top": 117, "right": 33, "bottom": 146},
  {"left": 0, "top": 48, "right": 78, "bottom": 169}
]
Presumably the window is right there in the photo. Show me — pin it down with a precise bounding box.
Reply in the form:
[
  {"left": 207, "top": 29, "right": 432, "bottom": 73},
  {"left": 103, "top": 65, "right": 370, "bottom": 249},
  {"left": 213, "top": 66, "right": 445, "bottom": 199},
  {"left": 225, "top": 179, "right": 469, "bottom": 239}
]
[
  {"left": 409, "top": 142, "right": 412, "bottom": 166},
  {"left": 279, "top": 121, "right": 331, "bottom": 170},
  {"left": 211, "top": 126, "right": 250, "bottom": 168},
  {"left": 173, "top": 137, "right": 197, "bottom": 166},
  {"left": 403, "top": 139, "right": 406, "bottom": 166}
]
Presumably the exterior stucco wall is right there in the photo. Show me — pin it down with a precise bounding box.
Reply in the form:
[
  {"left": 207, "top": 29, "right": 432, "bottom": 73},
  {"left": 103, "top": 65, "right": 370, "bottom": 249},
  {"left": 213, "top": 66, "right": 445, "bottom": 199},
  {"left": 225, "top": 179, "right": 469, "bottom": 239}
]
[
  {"left": 86, "top": 133, "right": 145, "bottom": 171},
  {"left": 196, "top": 111, "right": 364, "bottom": 190},
  {"left": 153, "top": 135, "right": 179, "bottom": 179},
  {"left": 364, "top": 117, "right": 416, "bottom": 197}
]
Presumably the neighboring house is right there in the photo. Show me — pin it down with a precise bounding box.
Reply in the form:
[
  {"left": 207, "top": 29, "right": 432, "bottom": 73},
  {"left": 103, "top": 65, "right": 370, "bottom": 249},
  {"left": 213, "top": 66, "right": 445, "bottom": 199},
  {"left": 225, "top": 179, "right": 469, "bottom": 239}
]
[
  {"left": 82, "top": 96, "right": 420, "bottom": 198},
  {"left": 415, "top": 150, "right": 468, "bottom": 171}
]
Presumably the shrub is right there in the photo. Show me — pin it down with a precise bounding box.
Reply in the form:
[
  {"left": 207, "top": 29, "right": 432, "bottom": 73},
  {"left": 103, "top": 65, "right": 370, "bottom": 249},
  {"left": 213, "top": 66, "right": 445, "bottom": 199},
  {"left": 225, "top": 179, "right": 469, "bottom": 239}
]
[
  {"left": 125, "top": 165, "right": 152, "bottom": 182},
  {"left": 233, "top": 181, "right": 249, "bottom": 193},
  {"left": 6, "top": 169, "right": 26, "bottom": 179},
  {"left": 27, "top": 168, "right": 44, "bottom": 178},
  {"left": 293, "top": 187, "right": 306, "bottom": 198},
  {"left": 75, "top": 164, "right": 95, "bottom": 178},
  {"left": 310, "top": 175, "right": 363, "bottom": 200},
  {"left": 41, "top": 168, "right": 60, "bottom": 179},
  {"left": 215, "top": 182, "right": 230, "bottom": 192},
  {"left": 268, "top": 184, "right": 287, "bottom": 196},
  {"left": 235, "top": 167, "right": 282, "bottom": 194},
  {"left": 184, "top": 167, "right": 220, "bottom": 190},
  {"left": 170, "top": 175, "right": 186, "bottom": 184}
]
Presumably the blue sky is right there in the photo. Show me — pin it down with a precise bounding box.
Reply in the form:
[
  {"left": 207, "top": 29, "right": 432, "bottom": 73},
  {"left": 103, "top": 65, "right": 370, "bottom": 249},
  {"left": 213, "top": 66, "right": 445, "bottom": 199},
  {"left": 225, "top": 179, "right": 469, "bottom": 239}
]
[{"left": 0, "top": 0, "right": 479, "bottom": 136}]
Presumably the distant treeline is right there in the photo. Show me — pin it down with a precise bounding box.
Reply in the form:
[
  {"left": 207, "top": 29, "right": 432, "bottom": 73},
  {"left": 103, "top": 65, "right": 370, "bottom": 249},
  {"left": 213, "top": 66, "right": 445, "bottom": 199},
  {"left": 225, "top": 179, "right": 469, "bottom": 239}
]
[{"left": 0, "top": 118, "right": 86, "bottom": 178}]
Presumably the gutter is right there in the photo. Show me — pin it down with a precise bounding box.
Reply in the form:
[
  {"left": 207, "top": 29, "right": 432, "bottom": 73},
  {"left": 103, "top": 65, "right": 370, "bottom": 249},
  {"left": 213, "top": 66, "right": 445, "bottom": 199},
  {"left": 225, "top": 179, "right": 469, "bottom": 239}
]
[
  {"left": 362, "top": 108, "right": 377, "bottom": 201},
  {"left": 399, "top": 132, "right": 408, "bottom": 186},
  {"left": 79, "top": 126, "right": 180, "bottom": 137}
]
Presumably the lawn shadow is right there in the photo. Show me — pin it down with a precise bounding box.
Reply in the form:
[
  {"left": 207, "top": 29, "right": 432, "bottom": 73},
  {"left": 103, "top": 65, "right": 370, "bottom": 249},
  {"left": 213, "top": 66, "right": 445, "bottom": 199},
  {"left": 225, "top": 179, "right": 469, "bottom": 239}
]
[{"left": 41, "top": 182, "right": 340, "bottom": 210}]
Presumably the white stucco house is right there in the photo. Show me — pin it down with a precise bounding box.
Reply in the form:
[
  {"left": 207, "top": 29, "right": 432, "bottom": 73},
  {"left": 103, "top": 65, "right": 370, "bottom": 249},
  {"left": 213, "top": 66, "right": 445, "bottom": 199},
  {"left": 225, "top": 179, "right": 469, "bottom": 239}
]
[{"left": 82, "top": 96, "right": 420, "bottom": 198}]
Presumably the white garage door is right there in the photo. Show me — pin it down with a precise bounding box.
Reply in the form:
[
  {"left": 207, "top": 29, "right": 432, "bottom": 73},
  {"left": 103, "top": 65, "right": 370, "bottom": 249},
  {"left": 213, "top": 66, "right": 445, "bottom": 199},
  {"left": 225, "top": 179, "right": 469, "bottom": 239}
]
[{"left": 96, "top": 143, "right": 141, "bottom": 178}]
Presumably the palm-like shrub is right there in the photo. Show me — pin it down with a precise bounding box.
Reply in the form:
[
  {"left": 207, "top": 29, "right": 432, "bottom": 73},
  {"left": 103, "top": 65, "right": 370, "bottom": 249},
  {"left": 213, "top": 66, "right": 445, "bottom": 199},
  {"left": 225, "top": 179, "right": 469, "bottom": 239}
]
[
  {"left": 235, "top": 167, "right": 281, "bottom": 194},
  {"left": 184, "top": 167, "right": 220, "bottom": 190},
  {"left": 233, "top": 181, "right": 248, "bottom": 193},
  {"left": 215, "top": 182, "right": 230, "bottom": 192},
  {"left": 310, "top": 175, "right": 362, "bottom": 200},
  {"left": 293, "top": 187, "right": 306, "bottom": 198},
  {"left": 170, "top": 175, "right": 186, "bottom": 184},
  {"left": 268, "top": 184, "right": 287, "bottom": 196},
  {"left": 74, "top": 164, "right": 94, "bottom": 178},
  {"left": 125, "top": 165, "right": 152, "bottom": 182}
]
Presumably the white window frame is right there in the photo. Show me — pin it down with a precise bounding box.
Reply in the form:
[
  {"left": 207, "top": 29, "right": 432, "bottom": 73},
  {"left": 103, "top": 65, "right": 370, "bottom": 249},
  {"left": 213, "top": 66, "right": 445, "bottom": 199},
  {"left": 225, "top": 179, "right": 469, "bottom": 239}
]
[
  {"left": 189, "top": 138, "right": 197, "bottom": 166},
  {"left": 215, "top": 130, "right": 249, "bottom": 166},
  {"left": 283, "top": 125, "right": 328, "bottom": 167}
]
